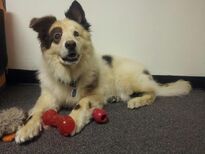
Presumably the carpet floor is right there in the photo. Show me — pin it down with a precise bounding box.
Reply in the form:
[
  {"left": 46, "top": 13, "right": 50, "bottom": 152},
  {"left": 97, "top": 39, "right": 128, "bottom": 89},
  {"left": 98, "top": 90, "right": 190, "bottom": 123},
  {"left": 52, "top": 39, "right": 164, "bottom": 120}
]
[{"left": 0, "top": 84, "right": 205, "bottom": 154}]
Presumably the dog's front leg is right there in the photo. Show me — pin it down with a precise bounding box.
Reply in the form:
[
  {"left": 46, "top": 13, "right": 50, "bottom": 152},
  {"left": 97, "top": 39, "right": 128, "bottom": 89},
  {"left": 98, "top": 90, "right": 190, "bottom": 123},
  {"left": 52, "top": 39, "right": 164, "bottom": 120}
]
[
  {"left": 69, "top": 95, "right": 104, "bottom": 135},
  {"left": 15, "top": 91, "right": 59, "bottom": 143}
]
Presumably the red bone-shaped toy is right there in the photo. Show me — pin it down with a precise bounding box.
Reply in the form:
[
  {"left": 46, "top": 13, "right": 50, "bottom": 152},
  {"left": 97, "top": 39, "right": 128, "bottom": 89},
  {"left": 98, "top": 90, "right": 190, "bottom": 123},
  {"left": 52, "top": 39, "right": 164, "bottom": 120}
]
[
  {"left": 92, "top": 108, "right": 108, "bottom": 123},
  {"left": 42, "top": 108, "right": 108, "bottom": 136},
  {"left": 42, "top": 110, "right": 75, "bottom": 136}
]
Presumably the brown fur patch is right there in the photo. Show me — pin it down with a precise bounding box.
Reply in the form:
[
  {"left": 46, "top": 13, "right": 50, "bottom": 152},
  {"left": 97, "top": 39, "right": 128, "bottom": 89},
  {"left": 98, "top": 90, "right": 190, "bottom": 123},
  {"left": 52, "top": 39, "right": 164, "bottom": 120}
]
[
  {"left": 143, "top": 69, "right": 153, "bottom": 80},
  {"left": 88, "top": 102, "right": 92, "bottom": 109},
  {"left": 143, "top": 69, "right": 150, "bottom": 75},
  {"left": 30, "top": 16, "right": 57, "bottom": 50},
  {"left": 102, "top": 55, "right": 113, "bottom": 67},
  {"left": 50, "top": 27, "right": 62, "bottom": 44},
  {"left": 74, "top": 104, "right": 81, "bottom": 110}
]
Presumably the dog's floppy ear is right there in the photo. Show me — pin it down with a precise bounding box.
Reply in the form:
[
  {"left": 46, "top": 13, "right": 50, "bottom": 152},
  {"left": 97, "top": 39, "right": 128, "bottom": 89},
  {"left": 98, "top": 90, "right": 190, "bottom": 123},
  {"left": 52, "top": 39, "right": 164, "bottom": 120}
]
[
  {"left": 65, "top": 1, "right": 90, "bottom": 31},
  {"left": 30, "top": 16, "right": 57, "bottom": 33},
  {"left": 29, "top": 16, "right": 57, "bottom": 49}
]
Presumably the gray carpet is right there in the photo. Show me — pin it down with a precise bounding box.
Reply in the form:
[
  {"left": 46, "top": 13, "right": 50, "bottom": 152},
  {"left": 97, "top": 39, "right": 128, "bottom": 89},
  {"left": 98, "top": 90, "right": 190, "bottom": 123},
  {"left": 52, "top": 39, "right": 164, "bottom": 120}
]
[{"left": 0, "top": 84, "right": 205, "bottom": 154}]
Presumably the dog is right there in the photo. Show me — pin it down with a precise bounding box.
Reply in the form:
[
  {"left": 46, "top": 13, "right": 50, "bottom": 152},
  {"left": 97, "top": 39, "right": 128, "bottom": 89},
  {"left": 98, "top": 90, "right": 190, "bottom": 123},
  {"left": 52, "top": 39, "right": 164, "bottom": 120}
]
[{"left": 15, "top": 1, "right": 191, "bottom": 143}]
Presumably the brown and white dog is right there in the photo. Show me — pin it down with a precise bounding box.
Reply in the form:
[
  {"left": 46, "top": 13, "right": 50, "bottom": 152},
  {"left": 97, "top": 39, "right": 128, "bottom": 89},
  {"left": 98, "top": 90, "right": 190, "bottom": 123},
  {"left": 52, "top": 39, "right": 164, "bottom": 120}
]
[{"left": 15, "top": 1, "right": 191, "bottom": 143}]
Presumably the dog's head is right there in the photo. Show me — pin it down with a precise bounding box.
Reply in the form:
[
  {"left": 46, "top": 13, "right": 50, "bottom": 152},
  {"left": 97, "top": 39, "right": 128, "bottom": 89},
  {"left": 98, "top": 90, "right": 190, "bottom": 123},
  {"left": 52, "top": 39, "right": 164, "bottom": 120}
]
[{"left": 30, "top": 1, "right": 92, "bottom": 65}]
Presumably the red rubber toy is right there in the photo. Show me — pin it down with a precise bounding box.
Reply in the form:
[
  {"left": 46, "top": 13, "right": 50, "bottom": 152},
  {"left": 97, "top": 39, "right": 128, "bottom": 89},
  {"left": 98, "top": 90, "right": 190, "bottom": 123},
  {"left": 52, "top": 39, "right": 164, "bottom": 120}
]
[
  {"left": 42, "top": 109, "right": 75, "bottom": 136},
  {"left": 57, "top": 115, "right": 75, "bottom": 136},
  {"left": 92, "top": 108, "right": 108, "bottom": 123},
  {"left": 42, "top": 108, "right": 108, "bottom": 136},
  {"left": 42, "top": 109, "right": 59, "bottom": 126}
]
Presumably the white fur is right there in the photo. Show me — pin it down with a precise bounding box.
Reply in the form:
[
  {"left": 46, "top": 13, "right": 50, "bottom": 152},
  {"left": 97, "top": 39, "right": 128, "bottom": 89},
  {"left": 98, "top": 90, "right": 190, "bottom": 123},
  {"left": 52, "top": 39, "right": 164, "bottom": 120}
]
[{"left": 156, "top": 80, "right": 192, "bottom": 97}]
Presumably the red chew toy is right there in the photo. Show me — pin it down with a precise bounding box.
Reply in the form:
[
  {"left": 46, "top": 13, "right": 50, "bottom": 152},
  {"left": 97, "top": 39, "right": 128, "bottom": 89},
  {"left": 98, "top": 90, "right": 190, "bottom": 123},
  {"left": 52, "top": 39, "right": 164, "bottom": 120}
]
[
  {"left": 57, "top": 115, "right": 75, "bottom": 136},
  {"left": 42, "top": 109, "right": 58, "bottom": 126},
  {"left": 42, "top": 108, "right": 108, "bottom": 137},
  {"left": 92, "top": 108, "right": 108, "bottom": 123},
  {"left": 42, "top": 109, "right": 75, "bottom": 136}
]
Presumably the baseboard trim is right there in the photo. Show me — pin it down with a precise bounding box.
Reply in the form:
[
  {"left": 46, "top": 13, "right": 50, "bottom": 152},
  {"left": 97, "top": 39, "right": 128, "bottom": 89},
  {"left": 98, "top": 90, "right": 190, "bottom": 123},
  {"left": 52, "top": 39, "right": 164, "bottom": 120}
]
[
  {"left": 6, "top": 69, "right": 39, "bottom": 84},
  {"left": 6, "top": 69, "right": 205, "bottom": 89},
  {"left": 153, "top": 75, "right": 205, "bottom": 89}
]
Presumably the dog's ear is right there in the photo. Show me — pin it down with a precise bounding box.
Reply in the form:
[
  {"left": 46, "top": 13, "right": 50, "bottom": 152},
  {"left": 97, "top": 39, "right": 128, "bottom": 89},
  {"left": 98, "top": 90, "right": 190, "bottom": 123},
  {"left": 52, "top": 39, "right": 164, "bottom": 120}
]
[
  {"left": 29, "top": 16, "right": 57, "bottom": 49},
  {"left": 30, "top": 16, "right": 57, "bottom": 33},
  {"left": 65, "top": 1, "right": 90, "bottom": 31}
]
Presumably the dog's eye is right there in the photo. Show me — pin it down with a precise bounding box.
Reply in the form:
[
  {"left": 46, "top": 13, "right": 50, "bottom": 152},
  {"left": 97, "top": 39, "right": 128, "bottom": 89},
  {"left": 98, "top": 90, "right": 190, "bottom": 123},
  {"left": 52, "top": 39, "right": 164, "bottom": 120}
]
[
  {"left": 54, "top": 33, "right": 62, "bottom": 41},
  {"left": 50, "top": 27, "right": 63, "bottom": 44},
  {"left": 73, "top": 31, "right": 79, "bottom": 37}
]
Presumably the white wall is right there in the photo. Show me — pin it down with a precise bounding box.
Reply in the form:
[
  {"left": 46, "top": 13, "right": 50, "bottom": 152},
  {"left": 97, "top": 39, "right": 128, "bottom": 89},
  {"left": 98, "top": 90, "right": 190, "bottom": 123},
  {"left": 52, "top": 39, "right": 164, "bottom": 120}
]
[{"left": 5, "top": 0, "right": 205, "bottom": 76}]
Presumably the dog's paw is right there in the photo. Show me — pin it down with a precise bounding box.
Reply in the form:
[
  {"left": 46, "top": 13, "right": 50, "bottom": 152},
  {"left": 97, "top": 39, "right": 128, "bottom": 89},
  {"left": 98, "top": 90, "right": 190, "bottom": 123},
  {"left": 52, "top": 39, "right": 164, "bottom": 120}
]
[
  {"left": 69, "top": 119, "right": 86, "bottom": 136},
  {"left": 127, "top": 94, "right": 155, "bottom": 109},
  {"left": 70, "top": 126, "right": 79, "bottom": 136},
  {"left": 127, "top": 100, "right": 142, "bottom": 109},
  {"left": 15, "top": 120, "right": 42, "bottom": 143},
  {"left": 69, "top": 112, "right": 91, "bottom": 136}
]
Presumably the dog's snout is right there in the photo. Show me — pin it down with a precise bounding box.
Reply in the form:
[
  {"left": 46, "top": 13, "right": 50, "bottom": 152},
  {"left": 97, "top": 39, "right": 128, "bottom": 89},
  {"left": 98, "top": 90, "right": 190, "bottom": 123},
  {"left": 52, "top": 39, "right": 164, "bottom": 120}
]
[
  {"left": 65, "top": 41, "right": 76, "bottom": 50},
  {"left": 64, "top": 41, "right": 78, "bottom": 58}
]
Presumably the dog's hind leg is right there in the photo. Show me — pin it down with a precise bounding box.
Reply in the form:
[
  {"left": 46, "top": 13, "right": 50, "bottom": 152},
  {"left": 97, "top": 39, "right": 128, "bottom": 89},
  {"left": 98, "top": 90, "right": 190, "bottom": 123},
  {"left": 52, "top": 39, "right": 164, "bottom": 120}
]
[
  {"left": 69, "top": 95, "right": 104, "bottom": 135},
  {"left": 126, "top": 73, "right": 157, "bottom": 109},
  {"left": 127, "top": 92, "right": 156, "bottom": 109}
]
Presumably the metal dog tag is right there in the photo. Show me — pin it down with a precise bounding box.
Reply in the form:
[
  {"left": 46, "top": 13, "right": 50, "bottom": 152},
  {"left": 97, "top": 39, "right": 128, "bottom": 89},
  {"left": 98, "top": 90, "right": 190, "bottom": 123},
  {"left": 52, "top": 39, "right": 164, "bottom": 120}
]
[
  {"left": 70, "top": 80, "right": 77, "bottom": 97},
  {"left": 71, "top": 87, "right": 77, "bottom": 97}
]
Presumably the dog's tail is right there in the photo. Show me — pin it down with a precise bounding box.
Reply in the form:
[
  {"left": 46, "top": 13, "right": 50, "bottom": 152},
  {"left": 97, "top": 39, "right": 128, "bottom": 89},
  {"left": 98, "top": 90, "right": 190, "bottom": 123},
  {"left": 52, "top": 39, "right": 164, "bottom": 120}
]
[{"left": 156, "top": 80, "right": 192, "bottom": 97}]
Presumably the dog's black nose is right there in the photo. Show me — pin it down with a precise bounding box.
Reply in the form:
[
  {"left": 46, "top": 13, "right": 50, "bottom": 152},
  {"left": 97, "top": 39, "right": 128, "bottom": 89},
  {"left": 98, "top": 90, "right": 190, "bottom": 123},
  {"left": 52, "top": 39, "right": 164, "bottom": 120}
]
[{"left": 65, "top": 41, "right": 76, "bottom": 50}]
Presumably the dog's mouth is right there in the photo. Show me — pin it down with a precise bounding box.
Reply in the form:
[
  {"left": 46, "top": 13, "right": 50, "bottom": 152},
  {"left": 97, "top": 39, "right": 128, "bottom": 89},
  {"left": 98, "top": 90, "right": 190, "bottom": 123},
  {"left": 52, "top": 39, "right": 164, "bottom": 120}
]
[{"left": 59, "top": 54, "right": 80, "bottom": 65}]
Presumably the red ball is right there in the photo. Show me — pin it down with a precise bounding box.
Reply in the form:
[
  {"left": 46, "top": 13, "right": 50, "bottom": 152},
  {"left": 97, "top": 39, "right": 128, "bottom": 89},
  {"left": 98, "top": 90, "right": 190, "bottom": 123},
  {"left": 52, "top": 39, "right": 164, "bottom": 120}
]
[
  {"left": 92, "top": 108, "right": 108, "bottom": 123},
  {"left": 57, "top": 115, "right": 75, "bottom": 136},
  {"left": 42, "top": 109, "right": 58, "bottom": 126}
]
